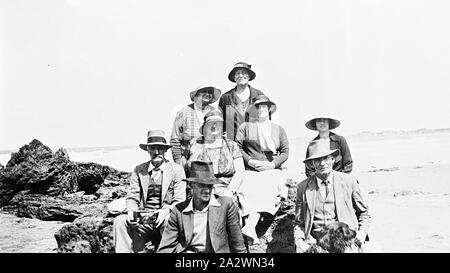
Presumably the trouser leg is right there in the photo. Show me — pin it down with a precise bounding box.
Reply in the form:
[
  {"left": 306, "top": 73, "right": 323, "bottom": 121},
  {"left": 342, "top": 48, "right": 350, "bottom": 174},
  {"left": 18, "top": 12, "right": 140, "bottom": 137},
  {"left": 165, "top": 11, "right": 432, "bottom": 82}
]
[{"left": 113, "top": 214, "right": 134, "bottom": 253}]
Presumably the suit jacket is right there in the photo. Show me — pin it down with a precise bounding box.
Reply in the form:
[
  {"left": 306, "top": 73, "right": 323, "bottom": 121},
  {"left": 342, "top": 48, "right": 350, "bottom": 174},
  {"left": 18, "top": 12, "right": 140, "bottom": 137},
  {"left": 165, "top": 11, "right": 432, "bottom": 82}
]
[
  {"left": 305, "top": 132, "right": 353, "bottom": 177},
  {"left": 294, "top": 171, "right": 370, "bottom": 244},
  {"left": 126, "top": 160, "right": 186, "bottom": 211},
  {"left": 218, "top": 85, "right": 264, "bottom": 141},
  {"left": 235, "top": 121, "right": 289, "bottom": 170},
  {"left": 157, "top": 195, "right": 246, "bottom": 253}
]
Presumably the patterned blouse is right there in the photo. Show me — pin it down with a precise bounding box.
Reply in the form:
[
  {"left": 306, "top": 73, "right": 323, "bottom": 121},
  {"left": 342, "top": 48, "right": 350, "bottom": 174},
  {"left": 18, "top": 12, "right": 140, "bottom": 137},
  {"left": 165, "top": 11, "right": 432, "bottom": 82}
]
[{"left": 186, "top": 136, "right": 242, "bottom": 186}]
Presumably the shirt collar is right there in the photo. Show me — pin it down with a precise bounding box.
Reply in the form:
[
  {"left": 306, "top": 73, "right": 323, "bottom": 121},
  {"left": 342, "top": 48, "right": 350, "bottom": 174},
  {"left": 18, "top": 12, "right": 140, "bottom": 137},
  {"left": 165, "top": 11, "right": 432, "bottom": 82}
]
[
  {"left": 148, "top": 160, "right": 166, "bottom": 173},
  {"left": 182, "top": 194, "right": 221, "bottom": 213},
  {"left": 193, "top": 103, "right": 211, "bottom": 112},
  {"left": 314, "top": 131, "right": 337, "bottom": 141},
  {"left": 315, "top": 171, "right": 334, "bottom": 187}
]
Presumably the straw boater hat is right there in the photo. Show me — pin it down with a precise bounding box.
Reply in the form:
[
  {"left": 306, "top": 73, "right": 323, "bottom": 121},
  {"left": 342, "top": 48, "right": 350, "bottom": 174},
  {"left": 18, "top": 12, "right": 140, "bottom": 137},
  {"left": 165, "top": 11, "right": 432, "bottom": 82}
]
[
  {"left": 183, "top": 161, "right": 223, "bottom": 185},
  {"left": 228, "top": 62, "right": 256, "bottom": 82},
  {"left": 252, "top": 95, "right": 277, "bottom": 114},
  {"left": 303, "top": 139, "right": 340, "bottom": 163},
  {"left": 305, "top": 116, "right": 341, "bottom": 131},
  {"left": 139, "top": 130, "right": 172, "bottom": 151},
  {"left": 198, "top": 109, "right": 224, "bottom": 135},
  {"left": 189, "top": 86, "right": 221, "bottom": 104}
]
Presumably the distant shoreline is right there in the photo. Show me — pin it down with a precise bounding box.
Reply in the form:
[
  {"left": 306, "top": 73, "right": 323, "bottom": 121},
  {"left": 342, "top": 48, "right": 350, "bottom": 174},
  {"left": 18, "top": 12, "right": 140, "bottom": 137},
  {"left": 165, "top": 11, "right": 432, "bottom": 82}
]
[{"left": 1, "top": 127, "right": 450, "bottom": 155}]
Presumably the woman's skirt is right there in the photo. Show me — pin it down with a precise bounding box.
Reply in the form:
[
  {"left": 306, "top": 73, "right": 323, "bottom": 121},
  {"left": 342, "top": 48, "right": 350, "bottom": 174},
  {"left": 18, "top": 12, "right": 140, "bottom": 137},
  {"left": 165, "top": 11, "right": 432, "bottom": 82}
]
[{"left": 238, "top": 168, "right": 288, "bottom": 216}]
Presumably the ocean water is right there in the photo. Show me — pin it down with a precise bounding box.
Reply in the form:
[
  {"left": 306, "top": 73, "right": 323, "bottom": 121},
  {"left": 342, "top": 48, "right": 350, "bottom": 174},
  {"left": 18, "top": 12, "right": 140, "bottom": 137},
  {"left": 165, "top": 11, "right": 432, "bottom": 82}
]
[{"left": 2, "top": 132, "right": 450, "bottom": 174}]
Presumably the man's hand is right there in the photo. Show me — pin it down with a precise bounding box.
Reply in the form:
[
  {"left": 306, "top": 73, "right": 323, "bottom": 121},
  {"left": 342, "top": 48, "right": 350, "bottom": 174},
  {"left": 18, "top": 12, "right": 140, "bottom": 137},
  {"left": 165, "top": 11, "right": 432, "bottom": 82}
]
[
  {"left": 155, "top": 208, "right": 171, "bottom": 228},
  {"left": 356, "top": 230, "right": 367, "bottom": 246},
  {"left": 127, "top": 210, "right": 139, "bottom": 228},
  {"left": 295, "top": 239, "right": 310, "bottom": 253}
]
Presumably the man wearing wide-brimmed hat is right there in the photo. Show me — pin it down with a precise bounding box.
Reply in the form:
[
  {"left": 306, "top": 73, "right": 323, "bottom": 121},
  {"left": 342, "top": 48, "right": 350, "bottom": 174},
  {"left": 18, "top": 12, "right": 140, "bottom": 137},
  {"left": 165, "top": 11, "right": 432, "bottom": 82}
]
[
  {"left": 113, "top": 130, "right": 186, "bottom": 253},
  {"left": 304, "top": 116, "right": 353, "bottom": 177},
  {"left": 218, "top": 62, "right": 265, "bottom": 141},
  {"left": 294, "top": 139, "right": 370, "bottom": 253},
  {"left": 157, "top": 161, "right": 246, "bottom": 253},
  {"left": 170, "top": 85, "right": 221, "bottom": 166}
]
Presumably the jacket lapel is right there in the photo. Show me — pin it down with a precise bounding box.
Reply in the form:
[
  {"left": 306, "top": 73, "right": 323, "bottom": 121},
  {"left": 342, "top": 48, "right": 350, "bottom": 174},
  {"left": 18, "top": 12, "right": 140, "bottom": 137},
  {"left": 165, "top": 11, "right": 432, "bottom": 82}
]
[
  {"left": 305, "top": 176, "right": 316, "bottom": 215},
  {"left": 161, "top": 161, "right": 172, "bottom": 203},
  {"left": 182, "top": 210, "right": 193, "bottom": 245},
  {"left": 332, "top": 171, "right": 345, "bottom": 221},
  {"left": 139, "top": 161, "right": 151, "bottom": 207}
]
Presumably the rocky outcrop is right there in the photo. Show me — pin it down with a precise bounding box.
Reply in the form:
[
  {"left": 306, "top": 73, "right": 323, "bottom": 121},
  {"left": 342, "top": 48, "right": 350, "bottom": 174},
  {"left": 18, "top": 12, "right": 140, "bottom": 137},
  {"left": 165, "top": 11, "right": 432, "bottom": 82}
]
[
  {"left": 54, "top": 217, "right": 114, "bottom": 253},
  {"left": 0, "top": 139, "right": 130, "bottom": 212}
]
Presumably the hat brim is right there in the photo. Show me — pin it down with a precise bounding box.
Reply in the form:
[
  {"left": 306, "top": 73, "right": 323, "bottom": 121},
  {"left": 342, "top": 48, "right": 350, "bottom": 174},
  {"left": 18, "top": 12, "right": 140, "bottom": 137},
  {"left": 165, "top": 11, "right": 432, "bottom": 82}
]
[
  {"left": 303, "top": 149, "right": 340, "bottom": 163},
  {"left": 199, "top": 116, "right": 224, "bottom": 135},
  {"left": 305, "top": 117, "right": 341, "bottom": 131},
  {"left": 254, "top": 101, "right": 277, "bottom": 114},
  {"left": 182, "top": 178, "right": 223, "bottom": 185},
  {"left": 228, "top": 67, "right": 256, "bottom": 82},
  {"left": 139, "top": 143, "right": 172, "bottom": 151},
  {"left": 189, "top": 87, "right": 221, "bottom": 103}
]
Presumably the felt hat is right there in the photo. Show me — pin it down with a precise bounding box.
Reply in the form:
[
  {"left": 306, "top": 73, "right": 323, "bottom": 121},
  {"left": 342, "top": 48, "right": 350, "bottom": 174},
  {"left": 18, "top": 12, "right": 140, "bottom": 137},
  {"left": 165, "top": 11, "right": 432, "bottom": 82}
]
[
  {"left": 228, "top": 62, "right": 256, "bottom": 82},
  {"left": 303, "top": 139, "right": 340, "bottom": 163},
  {"left": 305, "top": 117, "right": 341, "bottom": 131},
  {"left": 199, "top": 109, "right": 224, "bottom": 135},
  {"left": 183, "top": 161, "right": 223, "bottom": 185}
]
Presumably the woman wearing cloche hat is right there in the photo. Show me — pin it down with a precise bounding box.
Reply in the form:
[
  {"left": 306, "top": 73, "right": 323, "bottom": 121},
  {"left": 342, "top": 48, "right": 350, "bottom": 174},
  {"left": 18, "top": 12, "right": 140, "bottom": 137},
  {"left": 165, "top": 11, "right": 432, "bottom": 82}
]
[
  {"left": 235, "top": 95, "right": 289, "bottom": 245},
  {"left": 184, "top": 109, "right": 245, "bottom": 202},
  {"left": 304, "top": 115, "right": 353, "bottom": 177},
  {"left": 218, "top": 62, "right": 265, "bottom": 141}
]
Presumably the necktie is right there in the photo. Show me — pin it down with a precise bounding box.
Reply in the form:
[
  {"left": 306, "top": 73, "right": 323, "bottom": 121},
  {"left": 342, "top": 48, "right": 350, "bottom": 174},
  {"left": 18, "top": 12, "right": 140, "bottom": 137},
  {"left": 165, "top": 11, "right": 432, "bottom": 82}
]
[
  {"left": 322, "top": 180, "right": 330, "bottom": 197},
  {"left": 151, "top": 167, "right": 161, "bottom": 182}
]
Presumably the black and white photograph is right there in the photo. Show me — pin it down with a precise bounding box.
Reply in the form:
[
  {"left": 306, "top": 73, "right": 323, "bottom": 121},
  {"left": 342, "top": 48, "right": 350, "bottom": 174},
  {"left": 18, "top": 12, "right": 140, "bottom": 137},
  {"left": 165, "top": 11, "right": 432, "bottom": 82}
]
[{"left": 1, "top": 0, "right": 450, "bottom": 260}]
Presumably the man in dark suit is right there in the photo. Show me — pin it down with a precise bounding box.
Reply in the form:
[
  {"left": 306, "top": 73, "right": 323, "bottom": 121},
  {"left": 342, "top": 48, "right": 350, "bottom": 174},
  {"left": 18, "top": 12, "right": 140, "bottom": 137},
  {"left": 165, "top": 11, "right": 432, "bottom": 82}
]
[
  {"left": 113, "top": 130, "right": 186, "bottom": 253},
  {"left": 157, "top": 161, "right": 246, "bottom": 253},
  {"left": 294, "top": 139, "right": 371, "bottom": 253}
]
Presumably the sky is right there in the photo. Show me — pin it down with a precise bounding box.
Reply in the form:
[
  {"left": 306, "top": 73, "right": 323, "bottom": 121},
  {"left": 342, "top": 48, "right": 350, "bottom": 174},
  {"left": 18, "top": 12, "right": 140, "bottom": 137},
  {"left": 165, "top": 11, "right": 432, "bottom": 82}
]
[{"left": 1, "top": 0, "right": 450, "bottom": 151}]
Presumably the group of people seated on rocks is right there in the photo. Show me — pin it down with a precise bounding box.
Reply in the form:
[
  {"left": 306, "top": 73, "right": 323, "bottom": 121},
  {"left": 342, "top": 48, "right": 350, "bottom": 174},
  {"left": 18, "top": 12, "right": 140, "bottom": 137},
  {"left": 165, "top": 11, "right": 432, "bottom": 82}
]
[{"left": 112, "top": 62, "right": 377, "bottom": 253}]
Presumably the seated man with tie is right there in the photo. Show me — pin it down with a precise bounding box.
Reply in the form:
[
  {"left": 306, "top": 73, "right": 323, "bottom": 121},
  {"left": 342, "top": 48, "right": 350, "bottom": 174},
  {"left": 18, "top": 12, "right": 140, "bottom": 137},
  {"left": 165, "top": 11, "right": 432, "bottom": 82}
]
[
  {"left": 113, "top": 130, "right": 186, "bottom": 253},
  {"left": 157, "top": 161, "right": 246, "bottom": 253},
  {"left": 294, "top": 139, "right": 371, "bottom": 253}
]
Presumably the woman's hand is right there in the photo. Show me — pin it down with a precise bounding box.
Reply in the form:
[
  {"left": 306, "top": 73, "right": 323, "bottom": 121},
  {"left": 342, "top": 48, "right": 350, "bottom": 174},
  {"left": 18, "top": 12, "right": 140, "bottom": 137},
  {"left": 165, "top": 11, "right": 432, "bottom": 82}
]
[{"left": 252, "top": 160, "right": 275, "bottom": 171}]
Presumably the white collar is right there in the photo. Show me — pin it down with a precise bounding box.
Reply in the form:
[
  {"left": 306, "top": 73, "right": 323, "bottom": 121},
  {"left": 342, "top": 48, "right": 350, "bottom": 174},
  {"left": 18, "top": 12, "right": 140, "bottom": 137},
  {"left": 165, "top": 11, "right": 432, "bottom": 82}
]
[
  {"left": 148, "top": 160, "right": 166, "bottom": 173},
  {"left": 236, "top": 86, "right": 250, "bottom": 101},
  {"left": 182, "top": 194, "right": 221, "bottom": 213},
  {"left": 193, "top": 103, "right": 211, "bottom": 112}
]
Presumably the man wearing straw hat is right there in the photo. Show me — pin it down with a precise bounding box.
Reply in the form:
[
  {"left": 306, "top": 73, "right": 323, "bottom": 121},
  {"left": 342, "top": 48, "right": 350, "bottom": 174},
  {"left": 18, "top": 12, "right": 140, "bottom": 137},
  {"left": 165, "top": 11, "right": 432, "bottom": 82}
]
[
  {"left": 170, "top": 86, "right": 221, "bottom": 166},
  {"left": 157, "top": 161, "right": 246, "bottom": 253},
  {"left": 219, "top": 62, "right": 264, "bottom": 141},
  {"left": 113, "top": 130, "right": 186, "bottom": 253},
  {"left": 294, "top": 139, "right": 371, "bottom": 253}
]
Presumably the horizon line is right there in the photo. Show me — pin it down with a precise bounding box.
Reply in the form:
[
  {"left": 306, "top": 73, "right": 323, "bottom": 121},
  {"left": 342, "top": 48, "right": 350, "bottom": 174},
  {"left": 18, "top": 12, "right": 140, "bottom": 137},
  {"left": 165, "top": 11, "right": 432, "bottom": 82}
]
[{"left": 1, "top": 127, "right": 450, "bottom": 154}]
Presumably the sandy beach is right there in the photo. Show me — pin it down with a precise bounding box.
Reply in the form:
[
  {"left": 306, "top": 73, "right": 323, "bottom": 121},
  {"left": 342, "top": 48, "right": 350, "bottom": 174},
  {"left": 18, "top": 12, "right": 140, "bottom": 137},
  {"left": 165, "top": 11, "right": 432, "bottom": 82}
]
[{"left": 1, "top": 130, "right": 450, "bottom": 252}]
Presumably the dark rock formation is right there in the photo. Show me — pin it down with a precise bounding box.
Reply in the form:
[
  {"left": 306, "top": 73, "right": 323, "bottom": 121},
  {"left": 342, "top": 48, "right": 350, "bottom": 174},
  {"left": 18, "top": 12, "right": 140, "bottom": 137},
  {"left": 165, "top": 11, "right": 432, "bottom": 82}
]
[
  {"left": 0, "top": 140, "right": 130, "bottom": 217},
  {"left": 55, "top": 217, "right": 114, "bottom": 253}
]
